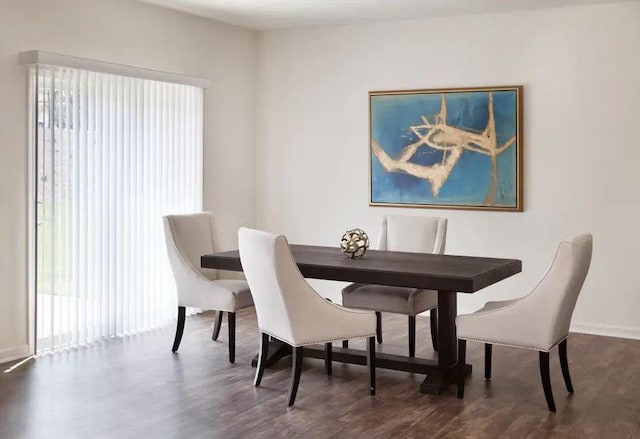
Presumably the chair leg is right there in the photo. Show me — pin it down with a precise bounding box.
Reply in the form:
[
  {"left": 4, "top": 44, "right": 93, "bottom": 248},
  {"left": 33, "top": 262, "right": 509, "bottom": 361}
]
[
  {"left": 254, "top": 332, "right": 269, "bottom": 386},
  {"left": 228, "top": 312, "right": 236, "bottom": 364},
  {"left": 457, "top": 339, "right": 467, "bottom": 399},
  {"left": 342, "top": 340, "right": 349, "bottom": 348},
  {"left": 211, "top": 311, "right": 224, "bottom": 341},
  {"left": 325, "top": 342, "right": 332, "bottom": 376},
  {"left": 408, "top": 315, "right": 416, "bottom": 357},
  {"left": 375, "top": 312, "right": 383, "bottom": 344},
  {"left": 539, "top": 351, "right": 556, "bottom": 412},
  {"left": 288, "top": 346, "right": 304, "bottom": 406},
  {"left": 171, "top": 306, "right": 186, "bottom": 352},
  {"left": 430, "top": 308, "right": 438, "bottom": 352},
  {"left": 366, "top": 336, "right": 376, "bottom": 396},
  {"left": 559, "top": 339, "right": 574, "bottom": 393},
  {"left": 485, "top": 343, "right": 492, "bottom": 380}
]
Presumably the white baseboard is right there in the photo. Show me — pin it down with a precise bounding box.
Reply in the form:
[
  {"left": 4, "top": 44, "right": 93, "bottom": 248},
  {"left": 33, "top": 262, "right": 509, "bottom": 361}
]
[
  {"left": 0, "top": 344, "right": 31, "bottom": 365},
  {"left": 570, "top": 322, "right": 640, "bottom": 340}
]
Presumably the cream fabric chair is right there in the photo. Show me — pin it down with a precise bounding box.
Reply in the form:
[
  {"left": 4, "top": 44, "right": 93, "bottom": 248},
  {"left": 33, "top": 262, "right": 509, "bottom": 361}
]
[
  {"left": 456, "top": 234, "right": 593, "bottom": 412},
  {"left": 238, "top": 227, "right": 377, "bottom": 407},
  {"left": 163, "top": 213, "right": 253, "bottom": 363},
  {"left": 342, "top": 215, "right": 447, "bottom": 356}
]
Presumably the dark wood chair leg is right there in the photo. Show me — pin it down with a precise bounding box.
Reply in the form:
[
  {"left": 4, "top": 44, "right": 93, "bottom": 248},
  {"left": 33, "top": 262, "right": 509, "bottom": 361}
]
[
  {"left": 539, "top": 351, "right": 556, "bottom": 412},
  {"left": 254, "top": 332, "right": 269, "bottom": 386},
  {"left": 408, "top": 315, "right": 416, "bottom": 357},
  {"left": 342, "top": 340, "right": 349, "bottom": 348},
  {"left": 430, "top": 308, "right": 438, "bottom": 351},
  {"left": 559, "top": 339, "right": 574, "bottom": 393},
  {"left": 366, "top": 336, "right": 376, "bottom": 396},
  {"left": 457, "top": 339, "right": 466, "bottom": 399},
  {"left": 485, "top": 343, "right": 492, "bottom": 380},
  {"left": 325, "top": 342, "right": 332, "bottom": 376},
  {"left": 228, "top": 312, "right": 236, "bottom": 364},
  {"left": 375, "top": 312, "right": 383, "bottom": 344},
  {"left": 171, "top": 306, "right": 186, "bottom": 352},
  {"left": 288, "top": 346, "right": 304, "bottom": 406},
  {"left": 211, "top": 311, "right": 224, "bottom": 341}
]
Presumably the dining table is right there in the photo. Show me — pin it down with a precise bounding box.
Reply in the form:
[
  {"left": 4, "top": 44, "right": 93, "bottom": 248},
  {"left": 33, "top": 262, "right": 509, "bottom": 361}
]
[{"left": 201, "top": 244, "right": 522, "bottom": 395}]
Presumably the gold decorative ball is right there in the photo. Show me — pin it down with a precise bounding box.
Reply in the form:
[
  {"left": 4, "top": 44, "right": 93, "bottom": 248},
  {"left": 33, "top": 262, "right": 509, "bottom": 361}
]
[{"left": 340, "top": 228, "right": 370, "bottom": 258}]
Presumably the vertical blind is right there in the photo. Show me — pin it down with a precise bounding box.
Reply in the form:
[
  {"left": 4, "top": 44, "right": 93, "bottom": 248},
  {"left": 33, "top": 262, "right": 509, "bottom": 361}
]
[{"left": 32, "top": 65, "right": 204, "bottom": 353}]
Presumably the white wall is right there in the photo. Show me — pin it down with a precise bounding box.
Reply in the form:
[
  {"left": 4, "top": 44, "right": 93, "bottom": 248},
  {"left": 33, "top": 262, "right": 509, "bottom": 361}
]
[
  {"left": 256, "top": 2, "right": 640, "bottom": 338},
  {"left": 0, "top": 0, "right": 257, "bottom": 362}
]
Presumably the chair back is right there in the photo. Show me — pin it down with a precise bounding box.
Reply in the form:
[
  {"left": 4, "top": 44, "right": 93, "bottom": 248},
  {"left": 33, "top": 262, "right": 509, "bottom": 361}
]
[
  {"left": 377, "top": 215, "right": 447, "bottom": 254},
  {"left": 530, "top": 234, "right": 593, "bottom": 345},
  {"left": 163, "top": 213, "right": 218, "bottom": 286},
  {"left": 239, "top": 227, "right": 329, "bottom": 344}
]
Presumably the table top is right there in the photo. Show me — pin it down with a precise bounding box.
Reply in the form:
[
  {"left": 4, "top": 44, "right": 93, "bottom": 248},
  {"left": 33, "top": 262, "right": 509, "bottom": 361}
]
[{"left": 201, "top": 244, "right": 521, "bottom": 293}]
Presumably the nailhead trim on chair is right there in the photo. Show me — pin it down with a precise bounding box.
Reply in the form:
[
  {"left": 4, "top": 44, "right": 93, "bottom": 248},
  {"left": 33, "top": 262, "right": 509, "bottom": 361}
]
[
  {"left": 342, "top": 304, "right": 438, "bottom": 316},
  {"left": 261, "top": 330, "right": 377, "bottom": 348},
  {"left": 457, "top": 335, "right": 568, "bottom": 353}
]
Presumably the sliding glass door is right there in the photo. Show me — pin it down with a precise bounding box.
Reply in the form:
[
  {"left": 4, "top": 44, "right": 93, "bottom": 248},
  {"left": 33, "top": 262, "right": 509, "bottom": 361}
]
[{"left": 31, "top": 66, "right": 203, "bottom": 353}]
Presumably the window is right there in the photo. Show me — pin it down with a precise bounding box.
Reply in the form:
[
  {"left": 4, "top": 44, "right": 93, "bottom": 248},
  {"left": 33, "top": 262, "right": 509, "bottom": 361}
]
[{"left": 29, "top": 60, "right": 204, "bottom": 353}]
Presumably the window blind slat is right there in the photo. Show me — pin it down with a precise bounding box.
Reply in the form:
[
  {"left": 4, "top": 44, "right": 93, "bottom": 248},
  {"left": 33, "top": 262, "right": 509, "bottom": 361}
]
[
  {"left": 49, "top": 69, "right": 57, "bottom": 353},
  {"left": 63, "top": 67, "right": 72, "bottom": 349}
]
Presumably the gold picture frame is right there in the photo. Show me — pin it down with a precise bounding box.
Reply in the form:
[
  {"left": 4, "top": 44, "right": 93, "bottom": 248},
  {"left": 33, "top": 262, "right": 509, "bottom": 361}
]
[{"left": 369, "top": 86, "right": 523, "bottom": 212}]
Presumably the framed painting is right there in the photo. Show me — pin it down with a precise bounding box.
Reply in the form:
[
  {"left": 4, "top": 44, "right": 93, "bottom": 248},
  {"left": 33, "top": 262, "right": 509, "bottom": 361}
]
[{"left": 369, "top": 86, "right": 523, "bottom": 211}]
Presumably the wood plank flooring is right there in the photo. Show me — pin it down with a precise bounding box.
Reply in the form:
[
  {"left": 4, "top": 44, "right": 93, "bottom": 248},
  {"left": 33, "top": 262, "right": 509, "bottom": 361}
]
[{"left": 1, "top": 308, "right": 639, "bottom": 438}]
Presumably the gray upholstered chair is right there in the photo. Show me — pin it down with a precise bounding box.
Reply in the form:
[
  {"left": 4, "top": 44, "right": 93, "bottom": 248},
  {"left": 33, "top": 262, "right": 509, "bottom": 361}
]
[
  {"left": 239, "top": 227, "right": 377, "bottom": 407},
  {"left": 456, "top": 234, "right": 593, "bottom": 412},
  {"left": 341, "top": 215, "right": 447, "bottom": 356},
  {"left": 163, "top": 212, "right": 254, "bottom": 363}
]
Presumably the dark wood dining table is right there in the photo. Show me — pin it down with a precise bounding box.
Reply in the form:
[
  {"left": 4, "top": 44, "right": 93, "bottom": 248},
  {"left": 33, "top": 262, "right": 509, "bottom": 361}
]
[{"left": 201, "top": 244, "right": 521, "bottom": 395}]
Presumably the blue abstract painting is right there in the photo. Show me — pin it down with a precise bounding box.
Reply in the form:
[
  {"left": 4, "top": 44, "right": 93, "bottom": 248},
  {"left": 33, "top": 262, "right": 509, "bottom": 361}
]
[{"left": 370, "top": 87, "right": 522, "bottom": 211}]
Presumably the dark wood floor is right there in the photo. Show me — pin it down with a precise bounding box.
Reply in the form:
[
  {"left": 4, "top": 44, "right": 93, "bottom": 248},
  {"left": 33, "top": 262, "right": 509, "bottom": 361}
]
[{"left": 1, "top": 309, "right": 639, "bottom": 439}]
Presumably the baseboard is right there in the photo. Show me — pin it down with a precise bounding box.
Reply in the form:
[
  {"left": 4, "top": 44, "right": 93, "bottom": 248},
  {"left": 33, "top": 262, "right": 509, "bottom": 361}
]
[
  {"left": 0, "top": 344, "right": 31, "bottom": 365},
  {"left": 570, "top": 322, "right": 640, "bottom": 340}
]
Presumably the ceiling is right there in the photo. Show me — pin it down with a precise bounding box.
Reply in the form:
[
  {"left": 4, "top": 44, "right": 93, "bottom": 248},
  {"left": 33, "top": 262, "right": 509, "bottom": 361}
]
[{"left": 138, "top": 0, "right": 627, "bottom": 30}]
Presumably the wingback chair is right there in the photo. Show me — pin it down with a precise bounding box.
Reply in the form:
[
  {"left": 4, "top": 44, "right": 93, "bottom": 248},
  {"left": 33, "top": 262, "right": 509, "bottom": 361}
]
[
  {"left": 456, "top": 234, "right": 593, "bottom": 412},
  {"left": 163, "top": 213, "right": 254, "bottom": 363},
  {"left": 342, "top": 215, "right": 447, "bottom": 356},
  {"left": 238, "top": 227, "right": 377, "bottom": 407}
]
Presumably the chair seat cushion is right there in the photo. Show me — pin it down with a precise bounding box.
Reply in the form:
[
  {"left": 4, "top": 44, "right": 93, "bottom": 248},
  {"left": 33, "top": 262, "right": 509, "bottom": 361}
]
[
  {"left": 474, "top": 298, "right": 519, "bottom": 313},
  {"left": 215, "top": 279, "right": 254, "bottom": 310},
  {"left": 455, "top": 297, "right": 553, "bottom": 350},
  {"left": 341, "top": 283, "right": 437, "bottom": 315},
  {"left": 183, "top": 279, "right": 254, "bottom": 311}
]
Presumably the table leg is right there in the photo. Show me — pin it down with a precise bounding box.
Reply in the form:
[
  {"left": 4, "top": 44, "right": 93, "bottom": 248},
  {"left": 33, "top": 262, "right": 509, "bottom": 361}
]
[
  {"left": 250, "top": 340, "right": 292, "bottom": 368},
  {"left": 437, "top": 290, "right": 457, "bottom": 367},
  {"left": 420, "top": 290, "right": 471, "bottom": 394}
]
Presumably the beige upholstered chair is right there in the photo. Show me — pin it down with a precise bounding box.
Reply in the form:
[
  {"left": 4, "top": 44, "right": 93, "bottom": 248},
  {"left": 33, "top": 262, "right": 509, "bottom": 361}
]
[
  {"left": 238, "top": 227, "right": 377, "bottom": 407},
  {"left": 342, "top": 215, "right": 447, "bottom": 356},
  {"left": 163, "top": 213, "right": 253, "bottom": 363},
  {"left": 456, "top": 234, "right": 593, "bottom": 412}
]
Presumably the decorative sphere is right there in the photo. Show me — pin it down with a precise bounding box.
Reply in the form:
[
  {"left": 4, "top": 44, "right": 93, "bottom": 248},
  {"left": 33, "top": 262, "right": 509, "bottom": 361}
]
[{"left": 340, "top": 228, "right": 370, "bottom": 258}]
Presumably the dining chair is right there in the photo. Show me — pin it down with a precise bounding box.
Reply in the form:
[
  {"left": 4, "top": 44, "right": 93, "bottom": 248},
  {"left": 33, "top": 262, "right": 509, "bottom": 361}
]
[
  {"left": 341, "top": 215, "right": 447, "bottom": 357},
  {"left": 238, "top": 227, "right": 377, "bottom": 407},
  {"left": 163, "top": 212, "right": 254, "bottom": 363},
  {"left": 456, "top": 234, "right": 593, "bottom": 412}
]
